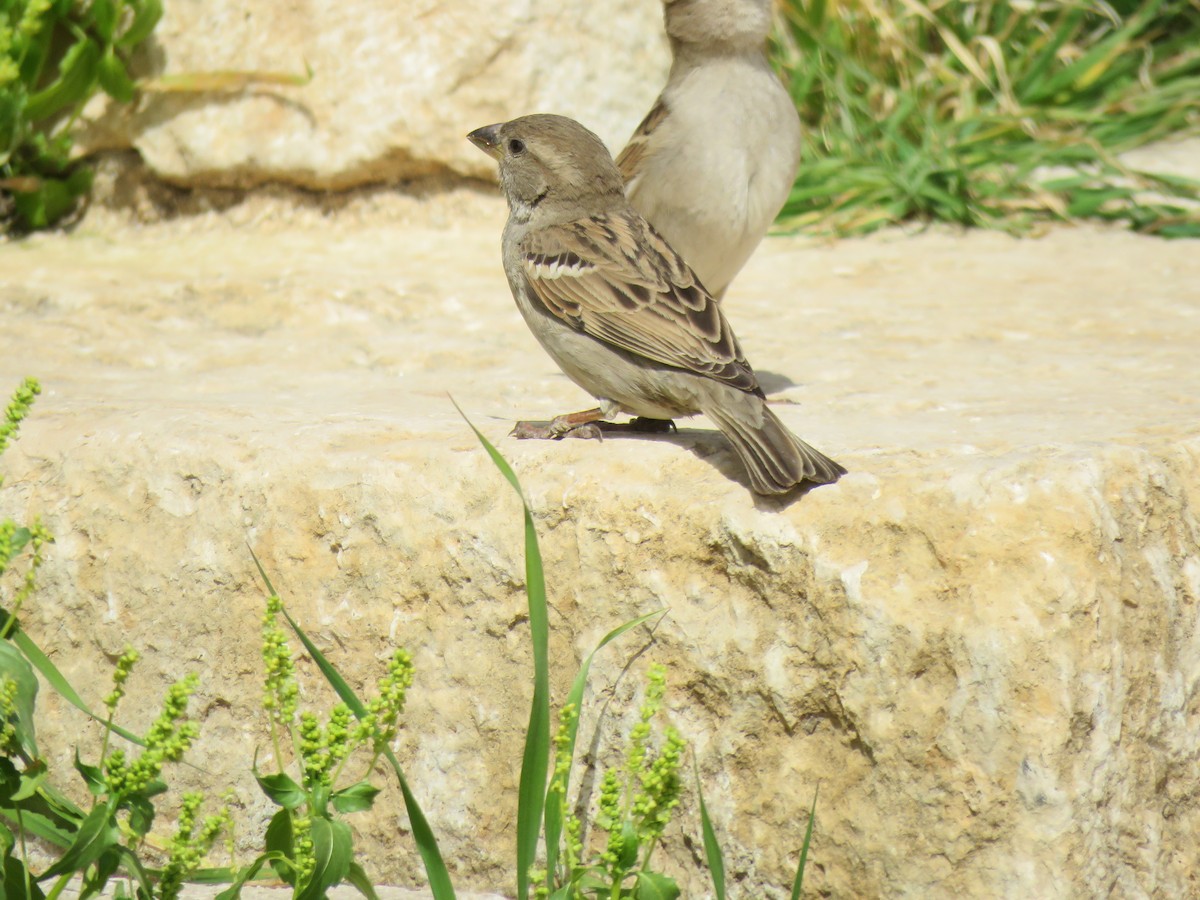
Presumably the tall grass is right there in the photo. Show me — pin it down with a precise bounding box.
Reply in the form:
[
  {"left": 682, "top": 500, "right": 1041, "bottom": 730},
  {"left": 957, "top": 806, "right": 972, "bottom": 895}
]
[{"left": 776, "top": 0, "right": 1200, "bottom": 236}]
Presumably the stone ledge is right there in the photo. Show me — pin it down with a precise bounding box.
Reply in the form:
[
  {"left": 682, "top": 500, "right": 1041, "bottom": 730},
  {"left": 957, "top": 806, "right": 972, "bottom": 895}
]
[{"left": 2, "top": 209, "right": 1198, "bottom": 897}]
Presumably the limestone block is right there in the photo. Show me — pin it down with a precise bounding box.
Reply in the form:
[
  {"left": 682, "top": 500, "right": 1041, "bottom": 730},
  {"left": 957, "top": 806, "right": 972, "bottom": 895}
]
[
  {"left": 78, "top": 1, "right": 669, "bottom": 188},
  {"left": 1, "top": 210, "right": 1199, "bottom": 897}
]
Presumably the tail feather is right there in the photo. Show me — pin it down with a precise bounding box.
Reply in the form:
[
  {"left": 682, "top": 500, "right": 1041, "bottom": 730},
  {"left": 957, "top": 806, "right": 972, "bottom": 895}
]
[{"left": 706, "top": 402, "right": 846, "bottom": 495}]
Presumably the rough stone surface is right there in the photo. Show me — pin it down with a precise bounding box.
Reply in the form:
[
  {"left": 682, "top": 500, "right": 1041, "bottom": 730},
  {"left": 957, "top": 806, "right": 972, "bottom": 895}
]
[
  {"left": 2, "top": 196, "right": 1199, "bottom": 898},
  {"left": 77, "top": 0, "right": 669, "bottom": 188}
]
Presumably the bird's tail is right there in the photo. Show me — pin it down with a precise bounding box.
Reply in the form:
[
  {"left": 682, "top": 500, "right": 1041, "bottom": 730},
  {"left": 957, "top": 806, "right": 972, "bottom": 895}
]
[{"left": 706, "top": 401, "right": 846, "bottom": 495}]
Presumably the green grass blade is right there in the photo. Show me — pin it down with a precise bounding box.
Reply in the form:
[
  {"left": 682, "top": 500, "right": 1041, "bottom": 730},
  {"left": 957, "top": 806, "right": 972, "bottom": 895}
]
[
  {"left": 790, "top": 785, "right": 819, "bottom": 900},
  {"left": 214, "top": 853, "right": 288, "bottom": 900},
  {"left": 9, "top": 628, "right": 143, "bottom": 745},
  {"left": 0, "top": 806, "right": 76, "bottom": 848},
  {"left": 382, "top": 746, "right": 457, "bottom": 900},
  {"left": 453, "top": 400, "right": 549, "bottom": 900},
  {"left": 182, "top": 865, "right": 252, "bottom": 884},
  {"left": 247, "top": 549, "right": 457, "bottom": 900},
  {"left": 695, "top": 762, "right": 726, "bottom": 900},
  {"left": 346, "top": 861, "right": 383, "bottom": 900},
  {"left": 24, "top": 36, "right": 102, "bottom": 122},
  {"left": 0, "top": 639, "right": 39, "bottom": 757},
  {"left": 39, "top": 799, "right": 119, "bottom": 879},
  {"left": 1030, "top": 0, "right": 1165, "bottom": 102}
]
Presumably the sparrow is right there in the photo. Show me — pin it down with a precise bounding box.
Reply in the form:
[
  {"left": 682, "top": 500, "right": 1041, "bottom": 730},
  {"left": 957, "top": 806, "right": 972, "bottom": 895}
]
[
  {"left": 617, "top": 0, "right": 802, "bottom": 300},
  {"left": 467, "top": 114, "right": 844, "bottom": 495}
]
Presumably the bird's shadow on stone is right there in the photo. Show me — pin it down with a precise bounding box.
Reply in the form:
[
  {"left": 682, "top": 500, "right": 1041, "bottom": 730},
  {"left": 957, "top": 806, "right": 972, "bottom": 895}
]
[
  {"left": 755, "top": 369, "right": 799, "bottom": 396},
  {"left": 510, "top": 421, "right": 822, "bottom": 507}
]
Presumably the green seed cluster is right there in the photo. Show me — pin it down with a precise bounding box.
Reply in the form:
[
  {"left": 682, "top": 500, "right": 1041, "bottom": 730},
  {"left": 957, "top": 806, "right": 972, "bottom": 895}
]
[
  {"left": 292, "top": 813, "right": 315, "bottom": 885},
  {"left": 157, "top": 792, "right": 231, "bottom": 900},
  {"left": 0, "top": 381, "right": 51, "bottom": 618},
  {"left": 0, "top": 0, "right": 54, "bottom": 89},
  {"left": 0, "top": 377, "right": 40, "bottom": 461},
  {"left": 632, "top": 726, "right": 684, "bottom": 841},
  {"left": 104, "top": 674, "right": 200, "bottom": 795},
  {"left": 549, "top": 703, "right": 576, "bottom": 794},
  {"left": 261, "top": 595, "right": 298, "bottom": 727},
  {"left": 0, "top": 675, "right": 19, "bottom": 755},
  {"left": 354, "top": 649, "right": 414, "bottom": 748},
  {"left": 0, "top": 518, "right": 51, "bottom": 619},
  {"left": 624, "top": 665, "right": 667, "bottom": 787},
  {"left": 298, "top": 705, "right": 353, "bottom": 788},
  {"left": 551, "top": 704, "right": 583, "bottom": 871},
  {"left": 597, "top": 768, "right": 625, "bottom": 870},
  {"left": 627, "top": 666, "right": 683, "bottom": 841},
  {"left": 104, "top": 646, "right": 140, "bottom": 714},
  {"left": 595, "top": 664, "right": 687, "bottom": 877}
]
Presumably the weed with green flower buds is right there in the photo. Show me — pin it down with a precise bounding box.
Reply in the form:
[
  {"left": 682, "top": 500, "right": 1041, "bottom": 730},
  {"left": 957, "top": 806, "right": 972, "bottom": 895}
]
[
  {"left": 157, "top": 792, "right": 232, "bottom": 900},
  {"left": 541, "top": 663, "right": 687, "bottom": 899},
  {"left": 243, "top": 592, "right": 418, "bottom": 897},
  {"left": 104, "top": 647, "right": 140, "bottom": 715},
  {"left": 0, "top": 378, "right": 40, "bottom": 462},
  {"left": 0, "top": 675, "right": 19, "bottom": 757},
  {"left": 100, "top": 672, "right": 201, "bottom": 800},
  {"left": 261, "top": 594, "right": 299, "bottom": 732}
]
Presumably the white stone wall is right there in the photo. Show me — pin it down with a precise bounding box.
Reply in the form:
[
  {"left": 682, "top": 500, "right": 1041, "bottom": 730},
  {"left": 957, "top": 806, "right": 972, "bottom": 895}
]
[{"left": 78, "top": 0, "right": 670, "bottom": 188}]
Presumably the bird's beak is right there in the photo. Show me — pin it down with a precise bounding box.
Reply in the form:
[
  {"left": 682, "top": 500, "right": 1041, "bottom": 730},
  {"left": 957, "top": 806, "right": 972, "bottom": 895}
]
[{"left": 467, "top": 124, "right": 503, "bottom": 160}]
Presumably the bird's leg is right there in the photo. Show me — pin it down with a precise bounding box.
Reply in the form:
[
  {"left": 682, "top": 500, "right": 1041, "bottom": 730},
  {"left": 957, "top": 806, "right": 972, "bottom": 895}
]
[{"left": 548, "top": 407, "right": 607, "bottom": 436}]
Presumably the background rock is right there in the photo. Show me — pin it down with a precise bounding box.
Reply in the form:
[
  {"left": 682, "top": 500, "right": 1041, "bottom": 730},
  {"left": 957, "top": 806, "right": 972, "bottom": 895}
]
[
  {"left": 2, "top": 198, "right": 1198, "bottom": 897},
  {"left": 77, "top": 0, "right": 669, "bottom": 189}
]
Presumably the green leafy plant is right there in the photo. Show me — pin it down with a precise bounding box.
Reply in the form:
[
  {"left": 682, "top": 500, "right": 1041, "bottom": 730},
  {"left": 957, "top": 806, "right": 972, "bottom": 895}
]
[
  {"left": 1, "top": 0, "right": 163, "bottom": 229},
  {"left": 776, "top": 0, "right": 1200, "bottom": 236},
  {"left": 0, "top": 377, "right": 48, "bottom": 631},
  {"left": 1, "top": 378, "right": 235, "bottom": 900},
  {"left": 533, "top": 665, "right": 685, "bottom": 900},
  {"left": 39, "top": 654, "right": 222, "bottom": 900},
  {"left": 219, "top": 592, "right": 415, "bottom": 900},
  {"left": 223, "top": 554, "right": 454, "bottom": 900}
]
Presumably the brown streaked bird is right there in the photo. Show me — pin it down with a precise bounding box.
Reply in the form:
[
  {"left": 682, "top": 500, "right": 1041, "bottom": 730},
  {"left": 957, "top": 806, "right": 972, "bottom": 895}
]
[
  {"left": 467, "top": 114, "right": 844, "bottom": 495},
  {"left": 617, "top": 0, "right": 802, "bottom": 301}
]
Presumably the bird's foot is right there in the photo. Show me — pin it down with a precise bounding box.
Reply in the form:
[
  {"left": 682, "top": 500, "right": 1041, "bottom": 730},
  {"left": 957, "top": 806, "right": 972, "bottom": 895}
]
[
  {"left": 511, "top": 411, "right": 675, "bottom": 440},
  {"left": 511, "top": 419, "right": 606, "bottom": 441}
]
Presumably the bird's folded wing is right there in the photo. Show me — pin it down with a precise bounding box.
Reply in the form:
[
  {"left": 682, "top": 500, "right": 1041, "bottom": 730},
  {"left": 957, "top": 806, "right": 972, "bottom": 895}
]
[
  {"left": 520, "top": 212, "right": 758, "bottom": 392},
  {"left": 616, "top": 97, "right": 668, "bottom": 186}
]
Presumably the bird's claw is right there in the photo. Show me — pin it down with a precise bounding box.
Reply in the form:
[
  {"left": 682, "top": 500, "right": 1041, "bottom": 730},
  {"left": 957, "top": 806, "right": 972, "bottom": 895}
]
[{"left": 510, "top": 420, "right": 605, "bottom": 441}]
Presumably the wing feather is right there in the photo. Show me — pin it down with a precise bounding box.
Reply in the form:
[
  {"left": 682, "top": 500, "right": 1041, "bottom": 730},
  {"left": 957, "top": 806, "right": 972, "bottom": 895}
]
[
  {"left": 519, "top": 212, "right": 759, "bottom": 393},
  {"left": 616, "top": 97, "right": 670, "bottom": 184}
]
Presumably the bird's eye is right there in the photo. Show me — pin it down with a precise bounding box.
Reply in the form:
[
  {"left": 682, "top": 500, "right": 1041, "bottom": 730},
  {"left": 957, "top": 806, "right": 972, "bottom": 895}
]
[{"left": 508, "top": 138, "right": 526, "bottom": 155}]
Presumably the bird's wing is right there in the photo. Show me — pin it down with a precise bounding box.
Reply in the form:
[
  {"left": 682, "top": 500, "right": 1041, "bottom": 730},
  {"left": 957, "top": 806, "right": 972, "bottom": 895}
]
[
  {"left": 519, "top": 212, "right": 759, "bottom": 392},
  {"left": 615, "top": 97, "right": 669, "bottom": 185}
]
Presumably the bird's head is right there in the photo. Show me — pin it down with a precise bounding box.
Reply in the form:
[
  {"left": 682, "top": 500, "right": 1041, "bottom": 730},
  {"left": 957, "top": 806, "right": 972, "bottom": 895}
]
[
  {"left": 468, "top": 114, "right": 626, "bottom": 224},
  {"left": 663, "top": 0, "right": 773, "bottom": 50}
]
